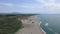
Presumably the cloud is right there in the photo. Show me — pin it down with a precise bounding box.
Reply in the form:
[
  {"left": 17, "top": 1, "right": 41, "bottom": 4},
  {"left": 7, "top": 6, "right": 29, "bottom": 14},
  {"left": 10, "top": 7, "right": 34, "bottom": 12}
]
[
  {"left": 0, "top": 2, "right": 58, "bottom": 13},
  {"left": 0, "top": 3, "right": 14, "bottom": 7},
  {"left": 36, "top": 0, "right": 60, "bottom": 9},
  {"left": 35, "top": 0, "right": 60, "bottom": 14},
  {"left": 0, "top": 3, "right": 36, "bottom": 9},
  {"left": 0, "top": 3, "right": 40, "bottom": 13},
  {"left": 0, "top": 0, "right": 60, "bottom": 14}
]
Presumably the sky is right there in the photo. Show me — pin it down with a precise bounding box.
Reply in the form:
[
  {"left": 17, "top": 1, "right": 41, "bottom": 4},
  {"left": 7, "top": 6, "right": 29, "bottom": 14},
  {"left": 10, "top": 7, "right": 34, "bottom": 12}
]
[{"left": 0, "top": 0, "right": 60, "bottom": 14}]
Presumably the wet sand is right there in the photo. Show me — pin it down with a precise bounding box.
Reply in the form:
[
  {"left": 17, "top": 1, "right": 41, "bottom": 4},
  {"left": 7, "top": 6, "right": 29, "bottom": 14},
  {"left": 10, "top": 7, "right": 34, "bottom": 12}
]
[{"left": 15, "top": 15, "right": 44, "bottom": 34}]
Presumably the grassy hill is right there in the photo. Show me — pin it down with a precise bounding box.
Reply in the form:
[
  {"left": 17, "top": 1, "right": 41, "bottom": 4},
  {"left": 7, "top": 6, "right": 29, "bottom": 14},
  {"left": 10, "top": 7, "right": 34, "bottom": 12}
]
[{"left": 0, "top": 15, "right": 22, "bottom": 34}]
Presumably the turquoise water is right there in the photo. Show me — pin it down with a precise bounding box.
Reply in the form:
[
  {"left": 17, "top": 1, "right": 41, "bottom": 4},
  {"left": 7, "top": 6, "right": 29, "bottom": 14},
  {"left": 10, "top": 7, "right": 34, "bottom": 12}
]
[{"left": 37, "top": 14, "right": 60, "bottom": 34}]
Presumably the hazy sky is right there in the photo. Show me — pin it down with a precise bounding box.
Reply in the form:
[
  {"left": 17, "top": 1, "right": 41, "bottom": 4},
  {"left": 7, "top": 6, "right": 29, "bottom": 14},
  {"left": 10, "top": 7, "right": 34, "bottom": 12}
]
[{"left": 0, "top": 0, "right": 60, "bottom": 14}]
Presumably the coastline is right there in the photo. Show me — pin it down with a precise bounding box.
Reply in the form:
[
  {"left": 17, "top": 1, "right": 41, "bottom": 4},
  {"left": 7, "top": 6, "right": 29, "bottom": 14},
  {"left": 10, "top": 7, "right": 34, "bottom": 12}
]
[
  {"left": 15, "top": 15, "right": 44, "bottom": 34},
  {"left": 39, "top": 21, "right": 46, "bottom": 34},
  {"left": 36, "top": 15, "right": 46, "bottom": 34},
  {"left": 34, "top": 16, "right": 45, "bottom": 34}
]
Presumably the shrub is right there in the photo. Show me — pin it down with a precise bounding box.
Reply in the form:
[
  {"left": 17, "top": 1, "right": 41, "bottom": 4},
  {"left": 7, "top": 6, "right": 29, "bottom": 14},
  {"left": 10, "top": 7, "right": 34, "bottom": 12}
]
[{"left": 0, "top": 15, "right": 22, "bottom": 34}]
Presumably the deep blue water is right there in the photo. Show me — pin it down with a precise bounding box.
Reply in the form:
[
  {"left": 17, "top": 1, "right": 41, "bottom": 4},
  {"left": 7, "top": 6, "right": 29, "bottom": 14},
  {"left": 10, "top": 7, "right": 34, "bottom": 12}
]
[{"left": 37, "top": 14, "right": 60, "bottom": 34}]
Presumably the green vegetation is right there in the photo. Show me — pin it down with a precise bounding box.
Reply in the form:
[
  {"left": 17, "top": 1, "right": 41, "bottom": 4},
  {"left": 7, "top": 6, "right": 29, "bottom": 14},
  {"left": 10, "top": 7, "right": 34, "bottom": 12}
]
[{"left": 0, "top": 15, "right": 22, "bottom": 34}]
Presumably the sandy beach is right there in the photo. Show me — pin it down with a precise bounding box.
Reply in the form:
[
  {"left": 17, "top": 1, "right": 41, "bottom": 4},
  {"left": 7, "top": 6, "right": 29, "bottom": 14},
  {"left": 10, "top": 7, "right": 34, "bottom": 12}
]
[{"left": 15, "top": 15, "right": 44, "bottom": 34}]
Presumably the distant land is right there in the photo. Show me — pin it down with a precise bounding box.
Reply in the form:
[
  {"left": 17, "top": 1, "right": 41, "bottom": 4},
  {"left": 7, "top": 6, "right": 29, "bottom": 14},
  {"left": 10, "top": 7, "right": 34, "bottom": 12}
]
[
  {"left": 0, "top": 12, "right": 40, "bottom": 14},
  {"left": 0, "top": 12, "right": 39, "bottom": 16}
]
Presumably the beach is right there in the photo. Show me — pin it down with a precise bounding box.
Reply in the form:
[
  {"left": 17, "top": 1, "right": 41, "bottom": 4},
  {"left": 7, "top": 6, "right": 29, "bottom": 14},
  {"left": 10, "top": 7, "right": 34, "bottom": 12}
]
[{"left": 15, "top": 15, "right": 44, "bottom": 34}]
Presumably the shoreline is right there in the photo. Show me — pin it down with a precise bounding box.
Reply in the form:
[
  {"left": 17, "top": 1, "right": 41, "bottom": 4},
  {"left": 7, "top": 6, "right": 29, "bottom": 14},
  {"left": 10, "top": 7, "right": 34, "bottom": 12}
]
[
  {"left": 36, "top": 15, "right": 46, "bottom": 34},
  {"left": 39, "top": 21, "right": 46, "bottom": 34},
  {"left": 15, "top": 15, "right": 44, "bottom": 34}
]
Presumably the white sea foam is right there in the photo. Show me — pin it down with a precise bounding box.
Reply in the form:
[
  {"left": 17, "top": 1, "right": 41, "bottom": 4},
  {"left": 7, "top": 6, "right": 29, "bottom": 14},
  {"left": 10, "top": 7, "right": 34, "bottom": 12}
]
[
  {"left": 45, "top": 23, "right": 48, "bottom": 26},
  {"left": 39, "top": 21, "right": 46, "bottom": 34},
  {"left": 40, "top": 21, "right": 42, "bottom": 24},
  {"left": 55, "top": 32, "right": 58, "bottom": 34},
  {"left": 49, "top": 28, "right": 53, "bottom": 31}
]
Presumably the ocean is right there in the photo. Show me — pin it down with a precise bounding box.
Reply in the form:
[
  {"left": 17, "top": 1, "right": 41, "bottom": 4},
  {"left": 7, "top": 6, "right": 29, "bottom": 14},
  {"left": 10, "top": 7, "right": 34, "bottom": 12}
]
[{"left": 37, "top": 14, "right": 60, "bottom": 34}]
